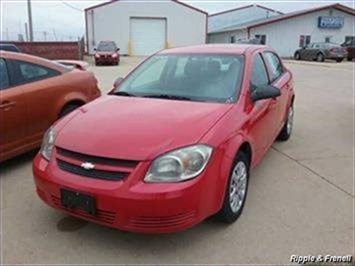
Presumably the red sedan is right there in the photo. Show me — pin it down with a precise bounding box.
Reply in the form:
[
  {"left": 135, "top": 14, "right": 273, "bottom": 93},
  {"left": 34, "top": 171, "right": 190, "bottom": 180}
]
[{"left": 33, "top": 44, "right": 295, "bottom": 233}]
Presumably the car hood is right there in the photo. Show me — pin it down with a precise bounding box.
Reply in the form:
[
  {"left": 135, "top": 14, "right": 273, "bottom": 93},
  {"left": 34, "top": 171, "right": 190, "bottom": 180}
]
[{"left": 55, "top": 96, "right": 232, "bottom": 161}]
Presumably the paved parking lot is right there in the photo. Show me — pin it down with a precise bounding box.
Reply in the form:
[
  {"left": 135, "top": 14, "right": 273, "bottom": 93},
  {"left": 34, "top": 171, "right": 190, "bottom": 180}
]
[{"left": 1, "top": 57, "right": 353, "bottom": 265}]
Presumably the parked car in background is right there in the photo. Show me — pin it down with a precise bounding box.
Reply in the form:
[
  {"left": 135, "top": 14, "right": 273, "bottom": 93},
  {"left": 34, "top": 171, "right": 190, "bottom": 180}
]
[
  {"left": 341, "top": 39, "right": 355, "bottom": 61},
  {"left": 0, "top": 44, "right": 21, "bottom": 53},
  {"left": 0, "top": 51, "right": 101, "bottom": 162},
  {"left": 294, "top": 42, "right": 348, "bottom": 62},
  {"left": 94, "top": 41, "right": 120, "bottom": 66},
  {"left": 33, "top": 44, "right": 295, "bottom": 233}
]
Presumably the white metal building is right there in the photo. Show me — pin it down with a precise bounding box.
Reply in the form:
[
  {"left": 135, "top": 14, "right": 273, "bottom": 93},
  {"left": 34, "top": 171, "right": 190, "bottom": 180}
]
[
  {"left": 85, "top": 0, "right": 207, "bottom": 56},
  {"left": 208, "top": 4, "right": 355, "bottom": 57},
  {"left": 208, "top": 5, "right": 283, "bottom": 37}
]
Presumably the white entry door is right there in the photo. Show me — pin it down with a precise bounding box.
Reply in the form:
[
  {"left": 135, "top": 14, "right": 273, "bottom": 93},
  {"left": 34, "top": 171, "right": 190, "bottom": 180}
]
[{"left": 130, "top": 18, "right": 166, "bottom": 56}]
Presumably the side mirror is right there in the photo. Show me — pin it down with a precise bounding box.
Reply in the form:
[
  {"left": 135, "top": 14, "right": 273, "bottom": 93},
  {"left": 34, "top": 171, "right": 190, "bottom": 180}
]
[
  {"left": 94, "top": 48, "right": 97, "bottom": 51},
  {"left": 117, "top": 48, "right": 120, "bottom": 51},
  {"left": 108, "top": 77, "right": 124, "bottom": 95},
  {"left": 250, "top": 84, "right": 281, "bottom": 102}
]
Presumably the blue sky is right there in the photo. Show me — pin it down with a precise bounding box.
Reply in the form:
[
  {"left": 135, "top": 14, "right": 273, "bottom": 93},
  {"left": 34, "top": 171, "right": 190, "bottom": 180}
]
[{"left": 1, "top": 0, "right": 354, "bottom": 41}]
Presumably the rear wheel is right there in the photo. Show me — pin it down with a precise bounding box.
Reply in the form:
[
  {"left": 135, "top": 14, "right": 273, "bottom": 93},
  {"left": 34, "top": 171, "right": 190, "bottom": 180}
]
[
  {"left": 59, "top": 103, "right": 81, "bottom": 118},
  {"left": 216, "top": 151, "right": 249, "bottom": 223},
  {"left": 294, "top": 52, "right": 301, "bottom": 60},
  {"left": 277, "top": 104, "right": 294, "bottom": 141},
  {"left": 316, "top": 53, "right": 325, "bottom": 62},
  {"left": 347, "top": 57, "right": 353, "bottom": 61},
  {"left": 336, "top": 58, "right": 343, "bottom": 63}
]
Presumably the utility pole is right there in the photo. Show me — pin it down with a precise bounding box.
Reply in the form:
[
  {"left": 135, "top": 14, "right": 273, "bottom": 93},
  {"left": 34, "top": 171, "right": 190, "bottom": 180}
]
[
  {"left": 25, "top": 23, "right": 29, "bottom": 41},
  {"left": 27, "top": 0, "right": 34, "bottom": 41},
  {"left": 43, "top": 31, "right": 47, "bottom": 41},
  {"left": 52, "top": 28, "right": 57, "bottom": 41},
  {"left": 6, "top": 28, "right": 9, "bottom": 40}
]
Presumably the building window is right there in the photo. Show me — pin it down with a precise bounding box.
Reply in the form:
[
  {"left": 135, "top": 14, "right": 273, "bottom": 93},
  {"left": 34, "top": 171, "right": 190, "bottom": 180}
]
[
  {"left": 255, "top": 34, "right": 266, "bottom": 45},
  {"left": 230, "top": 36, "right": 235, "bottom": 43},
  {"left": 299, "top": 35, "right": 311, "bottom": 47}
]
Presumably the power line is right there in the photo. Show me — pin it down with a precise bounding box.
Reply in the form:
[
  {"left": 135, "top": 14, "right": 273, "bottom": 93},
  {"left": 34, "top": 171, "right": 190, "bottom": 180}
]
[{"left": 61, "top": 2, "right": 83, "bottom": 12}]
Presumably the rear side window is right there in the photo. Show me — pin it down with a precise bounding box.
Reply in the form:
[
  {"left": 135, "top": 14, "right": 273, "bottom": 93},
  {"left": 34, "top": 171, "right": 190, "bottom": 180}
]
[
  {"left": 250, "top": 54, "right": 269, "bottom": 87},
  {"left": 263, "top": 52, "right": 284, "bottom": 82},
  {"left": 9, "top": 60, "right": 60, "bottom": 86},
  {"left": 0, "top": 59, "right": 10, "bottom": 90}
]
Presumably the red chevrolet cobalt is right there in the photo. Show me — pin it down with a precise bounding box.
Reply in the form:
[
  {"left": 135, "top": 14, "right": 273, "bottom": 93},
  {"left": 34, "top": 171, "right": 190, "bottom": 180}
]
[{"left": 33, "top": 44, "right": 295, "bottom": 233}]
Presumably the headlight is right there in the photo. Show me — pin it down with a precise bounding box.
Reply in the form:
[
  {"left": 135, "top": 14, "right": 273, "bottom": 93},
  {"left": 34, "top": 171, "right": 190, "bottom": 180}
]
[
  {"left": 144, "top": 145, "right": 213, "bottom": 183},
  {"left": 40, "top": 127, "right": 55, "bottom": 161},
  {"left": 94, "top": 54, "right": 100, "bottom": 58},
  {"left": 112, "top": 53, "right": 118, "bottom": 58}
]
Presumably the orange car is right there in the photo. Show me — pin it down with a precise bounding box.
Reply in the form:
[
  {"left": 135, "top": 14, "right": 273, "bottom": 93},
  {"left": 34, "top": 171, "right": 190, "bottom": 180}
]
[{"left": 0, "top": 51, "right": 101, "bottom": 162}]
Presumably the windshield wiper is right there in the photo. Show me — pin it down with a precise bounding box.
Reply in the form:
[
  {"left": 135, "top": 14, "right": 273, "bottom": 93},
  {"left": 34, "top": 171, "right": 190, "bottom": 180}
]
[
  {"left": 114, "top": 91, "right": 137, "bottom": 97},
  {"left": 142, "top": 94, "right": 192, "bottom": 101}
]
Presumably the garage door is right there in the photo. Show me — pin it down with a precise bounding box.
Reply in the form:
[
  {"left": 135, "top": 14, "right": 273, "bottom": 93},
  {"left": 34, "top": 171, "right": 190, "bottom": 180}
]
[{"left": 130, "top": 18, "right": 166, "bottom": 56}]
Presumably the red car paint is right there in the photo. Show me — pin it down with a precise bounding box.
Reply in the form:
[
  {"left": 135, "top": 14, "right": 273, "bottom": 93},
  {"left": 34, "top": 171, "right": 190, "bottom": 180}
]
[{"left": 33, "top": 44, "right": 294, "bottom": 233}]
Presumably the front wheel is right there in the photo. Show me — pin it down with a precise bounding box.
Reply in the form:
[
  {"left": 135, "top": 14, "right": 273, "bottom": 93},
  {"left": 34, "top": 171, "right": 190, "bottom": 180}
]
[
  {"left": 277, "top": 104, "right": 294, "bottom": 141},
  {"left": 316, "top": 53, "right": 325, "bottom": 62},
  {"left": 216, "top": 151, "right": 249, "bottom": 223},
  {"left": 59, "top": 103, "right": 81, "bottom": 118}
]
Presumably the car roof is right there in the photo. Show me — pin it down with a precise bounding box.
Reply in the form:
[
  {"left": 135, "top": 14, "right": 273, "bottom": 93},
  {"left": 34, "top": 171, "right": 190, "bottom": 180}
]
[
  {"left": 0, "top": 51, "right": 68, "bottom": 72},
  {"left": 159, "top": 44, "right": 267, "bottom": 55}
]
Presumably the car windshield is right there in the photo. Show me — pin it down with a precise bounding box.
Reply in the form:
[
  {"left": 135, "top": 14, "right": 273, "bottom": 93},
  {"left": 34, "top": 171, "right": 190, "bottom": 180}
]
[
  {"left": 115, "top": 54, "right": 244, "bottom": 103},
  {"left": 97, "top": 42, "right": 116, "bottom": 52}
]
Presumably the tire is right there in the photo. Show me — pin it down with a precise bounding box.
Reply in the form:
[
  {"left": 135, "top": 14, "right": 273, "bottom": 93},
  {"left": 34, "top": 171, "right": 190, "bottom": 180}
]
[
  {"left": 294, "top": 52, "right": 301, "bottom": 60},
  {"left": 316, "top": 53, "right": 325, "bottom": 62},
  {"left": 277, "top": 104, "right": 294, "bottom": 141},
  {"left": 216, "top": 151, "right": 250, "bottom": 223},
  {"left": 347, "top": 57, "right": 352, "bottom": 62},
  {"left": 336, "top": 58, "right": 343, "bottom": 63},
  {"left": 59, "top": 103, "right": 81, "bottom": 118}
]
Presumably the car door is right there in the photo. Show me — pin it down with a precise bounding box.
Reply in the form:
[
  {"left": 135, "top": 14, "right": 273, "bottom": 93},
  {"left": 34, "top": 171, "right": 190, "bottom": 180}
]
[
  {"left": 263, "top": 51, "right": 290, "bottom": 138},
  {"left": 7, "top": 59, "right": 62, "bottom": 145},
  {"left": 247, "top": 53, "right": 278, "bottom": 160},
  {"left": 0, "top": 58, "right": 28, "bottom": 161}
]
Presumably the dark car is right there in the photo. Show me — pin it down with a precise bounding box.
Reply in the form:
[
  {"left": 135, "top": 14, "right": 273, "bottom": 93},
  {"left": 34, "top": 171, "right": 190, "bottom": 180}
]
[
  {"left": 341, "top": 39, "right": 355, "bottom": 61},
  {"left": 0, "top": 44, "right": 21, "bottom": 53},
  {"left": 294, "top": 42, "right": 348, "bottom": 62},
  {"left": 94, "top": 41, "right": 120, "bottom": 66}
]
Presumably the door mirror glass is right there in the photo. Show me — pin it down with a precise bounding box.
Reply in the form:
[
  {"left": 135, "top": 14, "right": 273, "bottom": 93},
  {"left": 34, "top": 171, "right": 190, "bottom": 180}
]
[{"left": 250, "top": 84, "right": 281, "bottom": 102}]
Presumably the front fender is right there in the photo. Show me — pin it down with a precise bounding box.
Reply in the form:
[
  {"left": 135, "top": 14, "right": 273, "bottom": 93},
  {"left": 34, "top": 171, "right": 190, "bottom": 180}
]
[{"left": 212, "top": 132, "right": 254, "bottom": 212}]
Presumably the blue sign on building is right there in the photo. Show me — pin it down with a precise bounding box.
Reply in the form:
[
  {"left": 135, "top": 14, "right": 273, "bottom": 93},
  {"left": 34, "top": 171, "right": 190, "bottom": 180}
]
[{"left": 318, "top": 16, "right": 344, "bottom": 29}]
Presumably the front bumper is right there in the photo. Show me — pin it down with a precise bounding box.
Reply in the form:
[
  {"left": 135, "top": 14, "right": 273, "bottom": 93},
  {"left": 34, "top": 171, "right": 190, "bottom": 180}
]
[{"left": 32, "top": 150, "right": 223, "bottom": 233}]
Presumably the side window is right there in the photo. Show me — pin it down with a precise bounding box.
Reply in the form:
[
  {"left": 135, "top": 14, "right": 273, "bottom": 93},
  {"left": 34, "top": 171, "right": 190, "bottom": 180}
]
[
  {"left": 10, "top": 60, "right": 59, "bottom": 85},
  {"left": 263, "top": 52, "right": 284, "bottom": 82},
  {"left": 250, "top": 54, "right": 269, "bottom": 87},
  {"left": 0, "top": 59, "right": 10, "bottom": 90}
]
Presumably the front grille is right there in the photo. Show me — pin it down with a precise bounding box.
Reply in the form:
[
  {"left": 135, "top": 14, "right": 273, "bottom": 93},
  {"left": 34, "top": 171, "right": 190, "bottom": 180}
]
[
  {"left": 51, "top": 195, "right": 116, "bottom": 225},
  {"left": 57, "top": 159, "right": 128, "bottom": 181},
  {"left": 56, "top": 147, "right": 138, "bottom": 168}
]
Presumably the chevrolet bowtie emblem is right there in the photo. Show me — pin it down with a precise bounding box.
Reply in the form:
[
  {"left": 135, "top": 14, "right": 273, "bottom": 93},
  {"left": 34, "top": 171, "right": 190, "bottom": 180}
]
[{"left": 81, "top": 162, "right": 95, "bottom": 170}]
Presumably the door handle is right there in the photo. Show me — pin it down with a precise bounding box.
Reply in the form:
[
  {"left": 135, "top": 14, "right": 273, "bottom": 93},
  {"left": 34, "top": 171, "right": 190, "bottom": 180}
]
[{"left": 0, "top": 101, "right": 16, "bottom": 110}]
